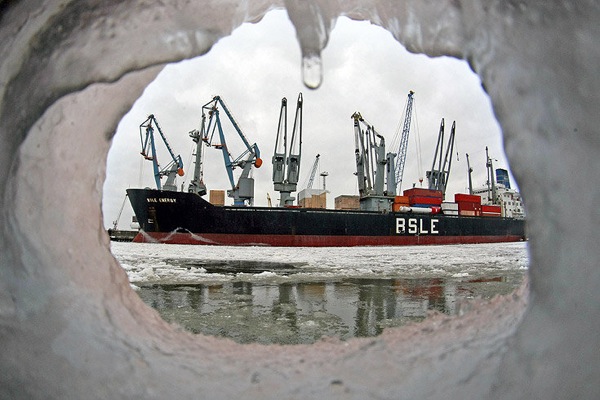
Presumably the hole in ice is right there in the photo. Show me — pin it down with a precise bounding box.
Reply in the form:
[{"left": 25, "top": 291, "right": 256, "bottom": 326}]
[{"left": 104, "top": 10, "right": 528, "bottom": 343}]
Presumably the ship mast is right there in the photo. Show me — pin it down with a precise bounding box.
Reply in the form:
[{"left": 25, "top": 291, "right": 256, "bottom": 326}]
[
  {"left": 466, "top": 153, "right": 474, "bottom": 195},
  {"left": 485, "top": 146, "right": 497, "bottom": 204}
]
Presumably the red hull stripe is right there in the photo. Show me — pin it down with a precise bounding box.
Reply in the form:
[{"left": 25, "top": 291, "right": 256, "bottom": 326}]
[{"left": 132, "top": 231, "right": 524, "bottom": 247}]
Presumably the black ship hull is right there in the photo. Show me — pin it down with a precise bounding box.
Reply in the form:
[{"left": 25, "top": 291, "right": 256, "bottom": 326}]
[{"left": 127, "top": 188, "right": 526, "bottom": 247}]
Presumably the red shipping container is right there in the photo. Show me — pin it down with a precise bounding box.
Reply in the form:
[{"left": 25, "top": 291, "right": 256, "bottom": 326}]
[
  {"left": 458, "top": 202, "right": 482, "bottom": 212},
  {"left": 404, "top": 188, "right": 443, "bottom": 199},
  {"left": 482, "top": 205, "right": 501, "bottom": 213},
  {"left": 454, "top": 193, "right": 481, "bottom": 204},
  {"left": 394, "top": 195, "right": 410, "bottom": 205},
  {"left": 482, "top": 205, "right": 502, "bottom": 216},
  {"left": 409, "top": 196, "right": 443, "bottom": 206},
  {"left": 458, "top": 201, "right": 482, "bottom": 216}
]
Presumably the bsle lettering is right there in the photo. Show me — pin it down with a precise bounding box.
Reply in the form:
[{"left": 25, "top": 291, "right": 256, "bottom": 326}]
[{"left": 396, "top": 218, "right": 439, "bottom": 235}]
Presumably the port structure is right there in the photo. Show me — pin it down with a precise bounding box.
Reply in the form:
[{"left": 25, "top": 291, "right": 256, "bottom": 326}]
[
  {"left": 272, "top": 93, "right": 303, "bottom": 207},
  {"left": 139, "top": 114, "right": 184, "bottom": 192},
  {"left": 352, "top": 112, "right": 396, "bottom": 212},
  {"left": 426, "top": 118, "right": 456, "bottom": 198},
  {"left": 391, "top": 90, "right": 415, "bottom": 195},
  {"left": 188, "top": 123, "right": 207, "bottom": 197},
  {"left": 191, "top": 95, "right": 262, "bottom": 206},
  {"left": 305, "top": 154, "right": 320, "bottom": 190}
]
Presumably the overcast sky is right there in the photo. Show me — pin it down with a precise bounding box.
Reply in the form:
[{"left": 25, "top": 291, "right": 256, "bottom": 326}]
[{"left": 102, "top": 10, "right": 512, "bottom": 230}]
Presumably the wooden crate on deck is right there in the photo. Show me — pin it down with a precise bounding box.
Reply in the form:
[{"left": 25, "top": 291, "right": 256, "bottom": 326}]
[{"left": 209, "top": 190, "right": 225, "bottom": 206}]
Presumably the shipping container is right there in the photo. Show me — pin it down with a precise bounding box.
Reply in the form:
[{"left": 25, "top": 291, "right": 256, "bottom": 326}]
[
  {"left": 334, "top": 195, "right": 360, "bottom": 210},
  {"left": 454, "top": 193, "right": 482, "bottom": 204},
  {"left": 459, "top": 210, "right": 477, "bottom": 216},
  {"left": 441, "top": 202, "right": 459, "bottom": 211},
  {"left": 404, "top": 188, "right": 443, "bottom": 199},
  {"left": 458, "top": 201, "right": 482, "bottom": 214},
  {"left": 482, "top": 204, "right": 502, "bottom": 217},
  {"left": 482, "top": 205, "right": 502, "bottom": 213},
  {"left": 300, "top": 192, "right": 327, "bottom": 209},
  {"left": 209, "top": 190, "right": 225, "bottom": 206},
  {"left": 394, "top": 195, "right": 410, "bottom": 205},
  {"left": 408, "top": 196, "right": 443, "bottom": 206}
]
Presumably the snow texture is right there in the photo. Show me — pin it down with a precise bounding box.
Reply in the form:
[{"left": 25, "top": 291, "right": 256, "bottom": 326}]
[{"left": 1, "top": 1, "right": 599, "bottom": 399}]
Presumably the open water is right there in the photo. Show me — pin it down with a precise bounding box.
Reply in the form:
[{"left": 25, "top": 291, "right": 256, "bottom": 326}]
[{"left": 111, "top": 241, "right": 528, "bottom": 344}]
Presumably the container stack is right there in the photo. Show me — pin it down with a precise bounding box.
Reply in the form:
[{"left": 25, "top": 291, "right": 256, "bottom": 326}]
[
  {"left": 392, "top": 195, "right": 410, "bottom": 212},
  {"left": 403, "top": 188, "right": 443, "bottom": 208},
  {"left": 454, "top": 193, "right": 482, "bottom": 216}
]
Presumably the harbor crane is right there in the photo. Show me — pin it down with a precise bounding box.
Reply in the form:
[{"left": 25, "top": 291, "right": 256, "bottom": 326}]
[
  {"left": 391, "top": 90, "right": 415, "bottom": 195},
  {"left": 305, "top": 154, "right": 320, "bottom": 189},
  {"left": 426, "top": 118, "right": 456, "bottom": 197},
  {"left": 272, "top": 93, "right": 303, "bottom": 207},
  {"left": 352, "top": 112, "right": 390, "bottom": 198},
  {"left": 352, "top": 112, "right": 397, "bottom": 212},
  {"left": 112, "top": 193, "right": 129, "bottom": 230},
  {"left": 188, "top": 126, "right": 207, "bottom": 196},
  {"left": 192, "top": 95, "right": 262, "bottom": 206},
  {"left": 139, "top": 114, "right": 184, "bottom": 191}
]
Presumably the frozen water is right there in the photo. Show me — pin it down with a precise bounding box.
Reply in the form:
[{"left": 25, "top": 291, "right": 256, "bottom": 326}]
[
  {"left": 114, "top": 242, "right": 528, "bottom": 344},
  {"left": 113, "top": 241, "right": 529, "bottom": 285}
]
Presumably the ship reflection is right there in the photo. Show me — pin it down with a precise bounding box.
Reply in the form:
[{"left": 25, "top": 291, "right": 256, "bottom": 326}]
[{"left": 136, "top": 275, "right": 521, "bottom": 345}]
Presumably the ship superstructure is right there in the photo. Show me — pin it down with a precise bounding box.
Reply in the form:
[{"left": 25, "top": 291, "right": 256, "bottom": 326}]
[{"left": 470, "top": 148, "right": 525, "bottom": 219}]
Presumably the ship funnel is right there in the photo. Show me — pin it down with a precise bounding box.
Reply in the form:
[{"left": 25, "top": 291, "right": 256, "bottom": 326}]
[{"left": 495, "top": 168, "right": 511, "bottom": 189}]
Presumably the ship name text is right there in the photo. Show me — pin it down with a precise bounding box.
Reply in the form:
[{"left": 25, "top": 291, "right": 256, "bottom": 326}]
[
  {"left": 396, "top": 217, "right": 439, "bottom": 235},
  {"left": 146, "top": 197, "right": 177, "bottom": 203}
]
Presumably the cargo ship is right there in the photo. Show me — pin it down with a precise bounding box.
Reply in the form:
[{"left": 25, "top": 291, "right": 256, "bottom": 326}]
[
  {"left": 127, "top": 188, "right": 525, "bottom": 246},
  {"left": 126, "top": 93, "right": 526, "bottom": 246}
]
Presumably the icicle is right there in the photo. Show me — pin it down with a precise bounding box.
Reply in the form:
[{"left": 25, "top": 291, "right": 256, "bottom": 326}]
[{"left": 301, "top": 53, "right": 322, "bottom": 89}]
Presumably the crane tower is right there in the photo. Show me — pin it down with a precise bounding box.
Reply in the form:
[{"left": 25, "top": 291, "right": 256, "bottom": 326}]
[
  {"left": 392, "top": 90, "right": 415, "bottom": 194},
  {"left": 272, "top": 93, "right": 303, "bottom": 207}
]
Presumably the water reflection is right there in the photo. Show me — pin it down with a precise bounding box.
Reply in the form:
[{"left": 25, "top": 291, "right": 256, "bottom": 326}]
[{"left": 136, "top": 274, "right": 523, "bottom": 344}]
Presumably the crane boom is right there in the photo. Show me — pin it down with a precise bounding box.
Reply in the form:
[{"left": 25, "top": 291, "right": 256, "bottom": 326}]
[
  {"left": 352, "top": 112, "right": 387, "bottom": 198},
  {"left": 394, "top": 91, "right": 415, "bottom": 194},
  {"left": 272, "top": 97, "right": 288, "bottom": 185},
  {"left": 199, "top": 96, "right": 262, "bottom": 206},
  {"left": 187, "top": 116, "right": 207, "bottom": 196},
  {"left": 112, "top": 193, "right": 128, "bottom": 230},
  {"left": 139, "top": 114, "right": 184, "bottom": 191},
  {"left": 306, "top": 154, "right": 320, "bottom": 189},
  {"left": 426, "top": 119, "right": 456, "bottom": 196}
]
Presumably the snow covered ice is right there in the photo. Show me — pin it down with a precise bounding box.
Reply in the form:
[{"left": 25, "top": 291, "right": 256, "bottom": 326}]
[
  {"left": 113, "top": 242, "right": 528, "bottom": 343},
  {"left": 114, "top": 242, "right": 529, "bottom": 285}
]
